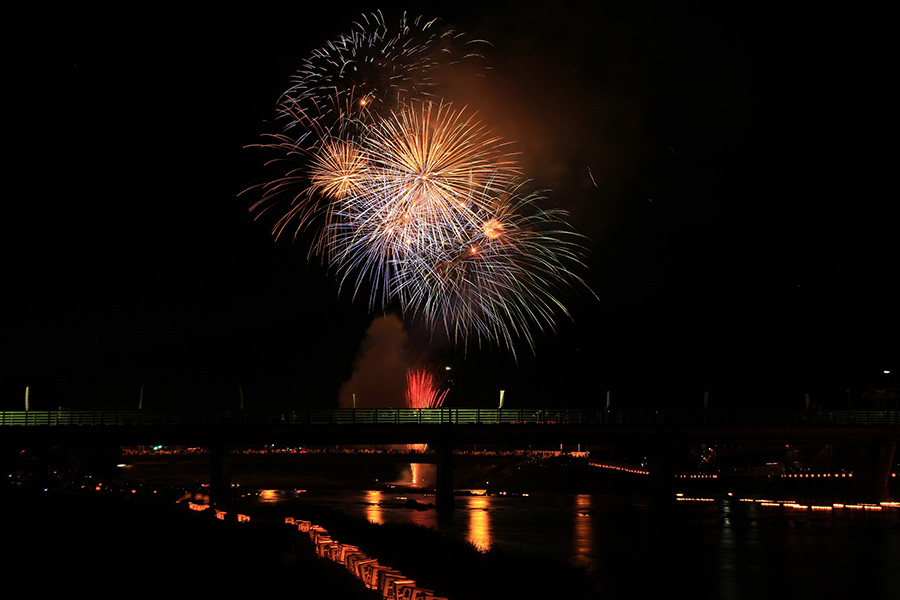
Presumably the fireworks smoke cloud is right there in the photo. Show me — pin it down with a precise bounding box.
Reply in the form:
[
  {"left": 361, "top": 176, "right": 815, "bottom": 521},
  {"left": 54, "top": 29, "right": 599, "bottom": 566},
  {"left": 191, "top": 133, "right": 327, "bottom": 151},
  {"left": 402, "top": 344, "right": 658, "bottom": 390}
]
[{"left": 337, "top": 314, "right": 408, "bottom": 408}]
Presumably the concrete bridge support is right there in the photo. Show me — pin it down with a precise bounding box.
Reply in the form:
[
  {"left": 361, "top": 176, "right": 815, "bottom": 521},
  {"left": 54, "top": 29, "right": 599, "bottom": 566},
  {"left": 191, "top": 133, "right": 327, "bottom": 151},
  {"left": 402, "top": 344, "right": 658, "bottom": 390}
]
[
  {"left": 209, "top": 442, "right": 231, "bottom": 509},
  {"left": 435, "top": 440, "right": 455, "bottom": 511},
  {"left": 850, "top": 441, "right": 896, "bottom": 502},
  {"left": 647, "top": 439, "right": 678, "bottom": 509}
]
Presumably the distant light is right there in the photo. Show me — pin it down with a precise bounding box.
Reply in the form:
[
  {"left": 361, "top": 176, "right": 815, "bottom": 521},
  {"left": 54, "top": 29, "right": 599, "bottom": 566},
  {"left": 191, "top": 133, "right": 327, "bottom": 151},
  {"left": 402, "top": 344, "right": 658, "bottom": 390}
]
[{"left": 884, "top": 370, "right": 891, "bottom": 374}]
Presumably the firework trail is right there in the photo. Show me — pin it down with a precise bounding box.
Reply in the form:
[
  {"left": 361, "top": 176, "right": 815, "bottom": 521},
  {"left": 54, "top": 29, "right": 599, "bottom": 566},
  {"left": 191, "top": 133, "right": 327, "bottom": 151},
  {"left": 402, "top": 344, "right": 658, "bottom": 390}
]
[
  {"left": 280, "top": 12, "right": 435, "bottom": 134},
  {"left": 404, "top": 366, "right": 448, "bottom": 485},
  {"left": 245, "top": 12, "right": 593, "bottom": 358},
  {"left": 246, "top": 11, "right": 488, "bottom": 254},
  {"left": 357, "top": 101, "right": 520, "bottom": 252},
  {"left": 278, "top": 11, "right": 485, "bottom": 146},
  {"left": 392, "top": 183, "right": 591, "bottom": 358},
  {"left": 324, "top": 101, "right": 521, "bottom": 305},
  {"left": 405, "top": 367, "right": 449, "bottom": 409}
]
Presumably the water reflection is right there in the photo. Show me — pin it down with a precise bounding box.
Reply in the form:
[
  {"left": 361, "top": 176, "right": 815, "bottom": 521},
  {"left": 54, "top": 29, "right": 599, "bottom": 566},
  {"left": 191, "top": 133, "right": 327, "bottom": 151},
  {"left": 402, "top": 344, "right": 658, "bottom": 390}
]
[
  {"left": 241, "top": 489, "right": 900, "bottom": 599},
  {"left": 716, "top": 498, "right": 740, "bottom": 600},
  {"left": 573, "top": 494, "right": 593, "bottom": 565},
  {"left": 365, "top": 490, "right": 384, "bottom": 525},
  {"left": 467, "top": 495, "right": 492, "bottom": 552},
  {"left": 406, "top": 504, "right": 437, "bottom": 528},
  {"left": 258, "top": 490, "right": 280, "bottom": 503}
]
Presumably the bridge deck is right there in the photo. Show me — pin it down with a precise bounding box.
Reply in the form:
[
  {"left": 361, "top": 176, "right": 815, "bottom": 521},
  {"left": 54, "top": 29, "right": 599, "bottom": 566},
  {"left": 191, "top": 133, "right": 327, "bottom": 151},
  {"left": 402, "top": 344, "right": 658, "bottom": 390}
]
[
  {"left": 2, "top": 408, "right": 897, "bottom": 447},
  {"left": 2, "top": 407, "right": 898, "bottom": 427}
]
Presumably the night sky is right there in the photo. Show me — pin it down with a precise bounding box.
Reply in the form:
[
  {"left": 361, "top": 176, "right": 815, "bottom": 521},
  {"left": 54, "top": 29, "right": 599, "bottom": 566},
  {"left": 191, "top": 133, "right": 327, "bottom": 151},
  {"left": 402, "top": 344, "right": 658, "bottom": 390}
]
[{"left": 3, "top": 2, "right": 895, "bottom": 411}]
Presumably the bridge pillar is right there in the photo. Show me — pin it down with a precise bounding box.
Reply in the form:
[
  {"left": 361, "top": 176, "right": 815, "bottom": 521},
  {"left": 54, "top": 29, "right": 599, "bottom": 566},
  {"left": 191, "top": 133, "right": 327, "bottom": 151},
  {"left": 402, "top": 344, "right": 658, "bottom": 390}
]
[
  {"left": 435, "top": 440, "right": 455, "bottom": 511},
  {"left": 209, "top": 443, "right": 231, "bottom": 509},
  {"left": 850, "top": 441, "right": 896, "bottom": 502},
  {"left": 647, "top": 439, "right": 678, "bottom": 509}
]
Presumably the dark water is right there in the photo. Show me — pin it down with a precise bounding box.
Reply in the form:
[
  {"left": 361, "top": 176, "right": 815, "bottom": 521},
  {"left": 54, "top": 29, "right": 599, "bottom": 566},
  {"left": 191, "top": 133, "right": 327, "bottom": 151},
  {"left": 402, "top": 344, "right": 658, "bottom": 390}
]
[{"left": 245, "top": 488, "right": 900, "bottom": 599}]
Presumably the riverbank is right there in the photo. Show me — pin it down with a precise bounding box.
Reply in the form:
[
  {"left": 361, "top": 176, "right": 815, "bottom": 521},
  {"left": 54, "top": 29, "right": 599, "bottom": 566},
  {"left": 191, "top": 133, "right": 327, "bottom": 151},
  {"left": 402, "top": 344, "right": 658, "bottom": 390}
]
[
  {"left": 2, "top": 482, "right": 600, "bottom": 599},
  {"left": 240, "top": 497, "right": 601, "bottom": 599},
  {"left": 7, "top": 470, "right": 900, "bottom": 600},
  {"left": 1, "top": 485, "right": 381, "bottom": 598}
]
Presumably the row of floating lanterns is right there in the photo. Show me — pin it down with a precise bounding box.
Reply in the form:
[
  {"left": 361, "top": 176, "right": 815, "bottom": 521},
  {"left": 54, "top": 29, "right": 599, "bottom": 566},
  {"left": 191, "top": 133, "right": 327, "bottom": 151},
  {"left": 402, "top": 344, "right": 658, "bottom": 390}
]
[
  {"left": 589, "top": 463, "right": 719, "bottom": 478},
  {"left": 186, "top": 502, "right": 252, "bottom": 521},
  {"left": 182, "top": 499, "right": 444, "bottom": 598},
  {"left": 781, "top": 472, "right": 854, "bottom": 478},
  {"left": 285, "top": 517, "right": 448, "bottom": 600},
  {"left": 745, "top": 498, "right": 894, "bottom": 511},
  {"left": 784, "top": 472, "right": 899, "bottom": 478},
  {"left": 588, "top": 462, "right": 649, "bottom": 475},
  {"left": 591, "top": 465, "right": 900, "bottom": 481},
  {"left": 673, "top": 494, "right": 899, "bottom": 511}
]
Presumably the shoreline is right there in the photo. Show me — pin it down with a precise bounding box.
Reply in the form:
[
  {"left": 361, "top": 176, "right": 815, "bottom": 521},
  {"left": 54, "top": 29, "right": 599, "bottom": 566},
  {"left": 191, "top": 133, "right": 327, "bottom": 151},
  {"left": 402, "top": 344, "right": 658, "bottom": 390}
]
[
  {"left": 2, "top": 481, "right": 601, "bottom": 599},
  {"left": 2, "top": 484, "right": 389, "bottom": 598},
  {"left": 6, "top": 470, "right": 899, "bottom": 600}
]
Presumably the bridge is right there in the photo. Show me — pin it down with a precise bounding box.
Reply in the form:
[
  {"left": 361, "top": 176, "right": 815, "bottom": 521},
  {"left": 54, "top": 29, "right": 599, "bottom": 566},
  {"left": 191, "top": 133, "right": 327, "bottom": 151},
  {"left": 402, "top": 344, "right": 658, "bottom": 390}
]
[{"left": 3, "top": 408, "right": 897, "bottom": 509}]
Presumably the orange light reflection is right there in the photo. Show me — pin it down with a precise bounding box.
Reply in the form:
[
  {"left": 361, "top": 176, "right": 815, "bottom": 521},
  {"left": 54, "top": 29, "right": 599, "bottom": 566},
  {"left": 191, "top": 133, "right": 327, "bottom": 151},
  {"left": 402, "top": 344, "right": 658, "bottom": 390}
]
[
  {"left": 365, "top": 490, "right": 385, "bottom": 525},
  {"left": 573, "top": 495, "right": 594, "bottom": 566},
  {"left": 467, "top": 495, "right": 491, "bottom": 552}
]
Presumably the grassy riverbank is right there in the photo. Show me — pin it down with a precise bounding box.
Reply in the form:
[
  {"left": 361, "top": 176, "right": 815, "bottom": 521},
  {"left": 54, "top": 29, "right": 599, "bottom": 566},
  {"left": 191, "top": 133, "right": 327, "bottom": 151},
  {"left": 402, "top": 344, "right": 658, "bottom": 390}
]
[
  {"left": 3, "top": 483, "right": 599, "bottom": 599},
  {"left": 2, "top": 485, "right": 381, "bottom": 597},
  {"left": 243, "top": 499, "right": 602, "bottom": 599}
]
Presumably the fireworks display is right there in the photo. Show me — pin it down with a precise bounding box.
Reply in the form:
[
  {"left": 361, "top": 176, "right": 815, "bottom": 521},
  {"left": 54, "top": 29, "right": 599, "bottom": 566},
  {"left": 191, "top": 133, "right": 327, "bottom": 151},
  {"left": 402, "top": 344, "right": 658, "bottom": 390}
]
[
  {"left": 247, "top": 11, "right": 592, "bottom": 356},
  {"left": 404, "top": 368, "right": 450, "bottom": 409},
  {"left": 405, "top": 366, "right": 447, "bottom": 485},
  {"left": 277, "top": 12, "right": 469, "bottom": 139}
]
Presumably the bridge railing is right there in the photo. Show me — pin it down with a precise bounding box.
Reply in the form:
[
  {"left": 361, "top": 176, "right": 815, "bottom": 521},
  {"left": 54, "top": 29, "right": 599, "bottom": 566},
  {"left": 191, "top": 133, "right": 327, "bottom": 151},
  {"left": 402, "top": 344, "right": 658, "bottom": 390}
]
[{"left": 0, "top": 408, "right": 897, "bottom": 427}]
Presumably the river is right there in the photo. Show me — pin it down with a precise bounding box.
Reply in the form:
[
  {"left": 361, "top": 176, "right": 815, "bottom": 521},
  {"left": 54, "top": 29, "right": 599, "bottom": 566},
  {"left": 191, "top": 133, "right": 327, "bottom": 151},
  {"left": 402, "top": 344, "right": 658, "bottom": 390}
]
[{"left": 239, "top": 487, "right": 900, "bottom": 599}]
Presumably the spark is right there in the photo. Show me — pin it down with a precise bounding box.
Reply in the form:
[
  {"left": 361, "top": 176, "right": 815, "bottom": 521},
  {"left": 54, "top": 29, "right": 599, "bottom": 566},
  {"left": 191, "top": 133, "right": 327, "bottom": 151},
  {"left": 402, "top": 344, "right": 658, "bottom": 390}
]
[
  {"left": 482, "top": 218, "right": 503, "bottom": 239},
  {"left": 587, "top": 166, "right": 599, "bottom": 189},
  {"left": 405, "top": 368, "right": 449, "bottom": 409},
  {"left": 244, "top": 13, "right": 594, "bottom": 358},
  {"left": 388, "top": 182, "right": 592, "bottom": 358}
]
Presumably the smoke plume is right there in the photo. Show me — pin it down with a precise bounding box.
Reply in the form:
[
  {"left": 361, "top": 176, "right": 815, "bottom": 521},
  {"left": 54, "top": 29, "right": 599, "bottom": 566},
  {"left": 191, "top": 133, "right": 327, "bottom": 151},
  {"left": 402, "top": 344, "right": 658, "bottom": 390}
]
[{"left": 337, "top": 314, "right": 408, "bottom": 408}]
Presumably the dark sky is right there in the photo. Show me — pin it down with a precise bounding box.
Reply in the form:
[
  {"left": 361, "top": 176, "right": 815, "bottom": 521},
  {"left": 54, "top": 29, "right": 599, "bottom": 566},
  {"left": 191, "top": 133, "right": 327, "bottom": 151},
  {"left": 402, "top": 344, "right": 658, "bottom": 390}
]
[{"left": 3, "top": 2, "right": 895, "bottom": 410}]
